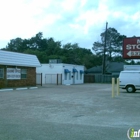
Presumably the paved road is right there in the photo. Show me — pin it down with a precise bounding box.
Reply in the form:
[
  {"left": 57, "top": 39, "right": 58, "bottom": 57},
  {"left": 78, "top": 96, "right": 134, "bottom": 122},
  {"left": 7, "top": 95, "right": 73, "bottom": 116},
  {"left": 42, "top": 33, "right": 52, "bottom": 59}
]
[{"left": 0, "top": 84, "right": 140, "bottom": 140}]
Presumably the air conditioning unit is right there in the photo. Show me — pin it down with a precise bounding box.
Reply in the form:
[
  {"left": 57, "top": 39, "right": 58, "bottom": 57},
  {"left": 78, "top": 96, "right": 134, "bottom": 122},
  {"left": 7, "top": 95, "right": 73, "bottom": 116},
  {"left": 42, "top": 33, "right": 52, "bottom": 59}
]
[{"left": 49, "top": 59, "right": 62, "bottom": 64}]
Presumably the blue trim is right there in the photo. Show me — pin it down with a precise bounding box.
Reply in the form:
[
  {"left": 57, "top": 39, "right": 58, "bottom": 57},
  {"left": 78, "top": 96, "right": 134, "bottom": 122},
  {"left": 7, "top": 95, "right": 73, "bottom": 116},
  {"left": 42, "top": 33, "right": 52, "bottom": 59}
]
[
  {"left": 64, "top": 69, "right": 70, "bottom": 73},
  {"left": 80, "top": 70, "right": 84, "bottom": 74},
  {"left": 73, "top": 68, "right": 78, "bottom": 73}
]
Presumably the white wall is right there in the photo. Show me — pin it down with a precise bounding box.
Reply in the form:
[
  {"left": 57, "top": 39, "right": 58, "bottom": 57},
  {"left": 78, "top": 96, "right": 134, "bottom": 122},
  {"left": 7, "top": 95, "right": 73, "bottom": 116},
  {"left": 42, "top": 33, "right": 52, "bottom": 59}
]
[
  {"left": 124, "top": 65, "right": 140, "bottom": 70},
  {"left": 62, "top": 64, "right": 84, "bottom": 85},
  {"left": 36, "top": 63, "right": 84, "bottom": 85},
  {"left": 36, "top": 64, "right": 62, "bottom": 84}
]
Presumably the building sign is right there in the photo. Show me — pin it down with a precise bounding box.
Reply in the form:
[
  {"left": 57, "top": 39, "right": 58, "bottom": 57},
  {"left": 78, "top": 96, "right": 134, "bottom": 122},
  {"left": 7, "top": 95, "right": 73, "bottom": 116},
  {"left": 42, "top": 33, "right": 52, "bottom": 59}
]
[
  {"left": 7, "top": 68, "right": 21, "bottom": 79},
  {"left": 123, "top": 37, "right": 140, "bottom": 59}
]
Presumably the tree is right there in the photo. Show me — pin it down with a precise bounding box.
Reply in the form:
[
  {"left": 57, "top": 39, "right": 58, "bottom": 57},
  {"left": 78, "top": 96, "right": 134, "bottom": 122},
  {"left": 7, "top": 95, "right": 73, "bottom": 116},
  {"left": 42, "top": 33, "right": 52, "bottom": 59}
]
[
  {"left": 45, "top": 37, "right": 61, "bottom": 55},
  {"left": 62, "top": 43, "right": 95, "bottom": 67},
  {"left": 92, "top": 27, "right": 127, "bottom": 61},
  {"left": 29, "top": 32, "right": 44, "bottom": 50},
  {"left": 2, "top": 32, "right": 105, "bottom": 68},
  {"left": 5, "top": 38, "right": 29, "bottom": 52}
]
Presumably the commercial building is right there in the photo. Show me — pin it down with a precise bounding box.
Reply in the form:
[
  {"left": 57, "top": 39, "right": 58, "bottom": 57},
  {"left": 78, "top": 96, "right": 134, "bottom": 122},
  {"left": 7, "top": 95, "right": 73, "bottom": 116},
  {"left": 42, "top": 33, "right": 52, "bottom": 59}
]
[
  {"left": 123, "top": 65, "right": 140, "bottom": 70},
  {"left": 36, "top": 62, "right": 84, "bottom": 85},
  {"left": 0, "top": 50, "right": 41, "bottom": 88}
]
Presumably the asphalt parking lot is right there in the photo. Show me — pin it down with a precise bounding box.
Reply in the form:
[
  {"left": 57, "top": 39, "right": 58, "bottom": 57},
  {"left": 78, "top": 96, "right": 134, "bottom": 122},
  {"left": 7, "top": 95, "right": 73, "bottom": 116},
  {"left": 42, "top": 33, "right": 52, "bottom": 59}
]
[{"left": 0, "top": 84, "right": 140, "bottom": 140}]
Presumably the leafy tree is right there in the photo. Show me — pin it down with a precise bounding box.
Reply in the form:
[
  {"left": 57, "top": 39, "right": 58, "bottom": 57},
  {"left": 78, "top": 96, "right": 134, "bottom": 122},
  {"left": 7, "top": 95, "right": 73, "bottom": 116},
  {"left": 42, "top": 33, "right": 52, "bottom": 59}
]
[
  {"left": 23, "top": 49, "right": 48, "bottom": 63},
  {"left": 92, "top": 27, "right": 126, "bottom": 61},
  {"left": 62, "top": 43, "right": 94, "bottom": 67},
  {"left": 5, "top": 38, "right": 28, "bottom": 52},
  {"left": 29, "top": 32, "right": 44, "bottom": 50},
  {"left": 45, "top": 37, "right": 61, "bottom": 55},
  {"left": 2, "top": 32, "right": 107, "bottom": 68},
  {"left": 112, "top": 56, "right": 125, "bottom": 62}
]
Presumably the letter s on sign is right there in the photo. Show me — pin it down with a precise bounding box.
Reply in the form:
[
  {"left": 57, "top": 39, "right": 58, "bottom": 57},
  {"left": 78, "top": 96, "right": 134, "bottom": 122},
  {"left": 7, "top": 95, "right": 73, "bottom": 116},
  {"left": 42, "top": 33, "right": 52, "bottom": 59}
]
[{"left": 126, "top": 44, "right": 131, "bottom": 50}]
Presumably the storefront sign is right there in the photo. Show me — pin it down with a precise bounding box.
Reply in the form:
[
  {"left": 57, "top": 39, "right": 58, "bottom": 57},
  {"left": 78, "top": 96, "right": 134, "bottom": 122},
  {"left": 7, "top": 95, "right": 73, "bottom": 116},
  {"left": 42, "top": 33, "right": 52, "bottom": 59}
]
[
  {"left": 123, "top": 37, "right": 140, "bottom": 59},
  {"left": 7, "top": 68, "right": 21, "bottom": 79}
]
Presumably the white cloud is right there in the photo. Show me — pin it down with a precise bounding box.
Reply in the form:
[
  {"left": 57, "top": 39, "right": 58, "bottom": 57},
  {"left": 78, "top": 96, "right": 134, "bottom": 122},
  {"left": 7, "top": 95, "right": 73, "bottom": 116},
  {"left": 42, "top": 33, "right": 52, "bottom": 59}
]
[
  {"left": 80, "top": 0, "right": 87, "bottom": 7},
  {"left": 132, "top": 12, "right": 140, "bottom": 24},
  {"left": 0, "top": 0, "right": 53, "bottom": 40},
  {"left": 61, "top": 0, "right": 78, "bottom": 11},
  {"left": 0, "top": 0, "right": 140, "bottom": 49}
]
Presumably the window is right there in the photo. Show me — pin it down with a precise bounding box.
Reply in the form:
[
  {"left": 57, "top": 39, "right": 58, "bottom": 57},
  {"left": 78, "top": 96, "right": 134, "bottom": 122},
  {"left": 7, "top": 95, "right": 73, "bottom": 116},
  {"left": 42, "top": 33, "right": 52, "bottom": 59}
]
[
  {"left": 80, "top": 73, "right": 82, "bottom": 80},
  {"left": 80, "top": 70, "right": 84, "bottom": 80},
  {"left": 65, "top": 73, "right": 67, "bottom": 80},
  {"left": 21, "top": 69, "right": 27, "bottom": 79},
  {"left": 0, "top": 68, "right": 4, "bottom": 78}
]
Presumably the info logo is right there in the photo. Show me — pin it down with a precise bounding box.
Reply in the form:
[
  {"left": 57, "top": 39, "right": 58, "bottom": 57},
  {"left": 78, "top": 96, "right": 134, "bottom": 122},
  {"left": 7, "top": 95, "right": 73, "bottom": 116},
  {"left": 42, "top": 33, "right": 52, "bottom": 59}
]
[{"left": 123, "top": 37, "right": 140, "bottom": 59}]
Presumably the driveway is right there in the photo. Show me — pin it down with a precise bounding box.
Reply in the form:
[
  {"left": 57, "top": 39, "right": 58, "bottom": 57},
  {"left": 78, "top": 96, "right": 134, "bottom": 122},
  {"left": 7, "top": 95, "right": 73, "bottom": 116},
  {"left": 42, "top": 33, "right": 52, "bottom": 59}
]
[{"left": 0, "top": 84, "right": 139, "bottom": 140}]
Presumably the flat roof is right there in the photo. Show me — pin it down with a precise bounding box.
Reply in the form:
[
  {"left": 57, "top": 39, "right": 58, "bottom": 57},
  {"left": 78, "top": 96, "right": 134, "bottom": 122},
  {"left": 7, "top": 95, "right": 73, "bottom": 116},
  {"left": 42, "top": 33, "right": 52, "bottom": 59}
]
[
  {"left": 121, "top": 70, "right": 140, "bottom": 72},
  {"left": 41, "top": 63, "right": 84, "bottom": 67}
]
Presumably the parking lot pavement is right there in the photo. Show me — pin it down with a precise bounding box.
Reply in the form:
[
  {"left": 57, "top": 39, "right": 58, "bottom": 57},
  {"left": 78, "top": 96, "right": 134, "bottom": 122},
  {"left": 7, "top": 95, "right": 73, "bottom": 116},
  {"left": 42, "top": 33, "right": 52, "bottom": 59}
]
[{"left": 0, "top": 84, "right": 140, "bottom": 140}]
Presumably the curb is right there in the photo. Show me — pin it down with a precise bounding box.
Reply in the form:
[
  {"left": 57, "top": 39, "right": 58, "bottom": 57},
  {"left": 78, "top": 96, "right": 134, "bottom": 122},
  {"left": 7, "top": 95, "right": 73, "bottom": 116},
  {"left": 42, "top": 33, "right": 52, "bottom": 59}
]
[
  {"left": 16, "top": 87, "right": 28, "bottom": 90},
  {"left": 0, "top": 89, "right": 14, "bottom": 92},
  {"left": 0, "top": 87, "right": 38, "bottom": 92}
]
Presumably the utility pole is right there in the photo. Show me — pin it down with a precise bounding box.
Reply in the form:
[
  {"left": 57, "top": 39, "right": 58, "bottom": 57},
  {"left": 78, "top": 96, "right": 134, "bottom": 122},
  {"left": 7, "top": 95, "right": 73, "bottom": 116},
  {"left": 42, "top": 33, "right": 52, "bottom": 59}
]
[{"left": 102, "top": 22, "right": 108, "bottom": 75}]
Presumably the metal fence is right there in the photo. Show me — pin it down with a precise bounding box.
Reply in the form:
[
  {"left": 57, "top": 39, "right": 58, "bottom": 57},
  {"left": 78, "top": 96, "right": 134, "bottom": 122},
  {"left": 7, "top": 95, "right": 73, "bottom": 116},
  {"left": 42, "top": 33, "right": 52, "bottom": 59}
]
[
  {"left": 84, "top": 74, "right": 119, "bottom": 83},
  {"left": 36, "top": 73, "right": 42, "bottom": 86},
  {"left": 57, "top": 74, "right": 62, "bottom": 85},
  {"left": 84, "top": 74, "right": 94, "bottom": 83},
  {"left": 45, "top": 74, "right": 62, "bottom": 85},
  {"left": 95, "top": 74, "right": 112, "bottom": 83}
]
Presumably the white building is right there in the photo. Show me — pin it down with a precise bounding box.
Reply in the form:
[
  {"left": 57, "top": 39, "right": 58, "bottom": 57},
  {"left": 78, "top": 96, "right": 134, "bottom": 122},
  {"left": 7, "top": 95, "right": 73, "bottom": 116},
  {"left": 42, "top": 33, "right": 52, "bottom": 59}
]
[
  {"left": 124, "top": 65, "right": 140, "bottom": 70},
  {"left": 36, "top": 63, "right": 84, "bottom": 85}
]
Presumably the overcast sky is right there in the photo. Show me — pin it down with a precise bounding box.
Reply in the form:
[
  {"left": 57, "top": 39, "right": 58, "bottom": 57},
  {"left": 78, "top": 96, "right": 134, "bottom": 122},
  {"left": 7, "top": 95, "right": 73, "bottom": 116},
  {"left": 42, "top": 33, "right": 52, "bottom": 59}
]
[{"left": 0, "top": 0, "right": 140, "bottom": 50}]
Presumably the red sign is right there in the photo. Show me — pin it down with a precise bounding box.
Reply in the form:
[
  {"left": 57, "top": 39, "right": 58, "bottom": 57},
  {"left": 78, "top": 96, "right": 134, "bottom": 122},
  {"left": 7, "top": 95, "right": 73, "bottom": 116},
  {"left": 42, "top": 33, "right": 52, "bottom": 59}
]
[{"left": 123, "top": 37, "right": 140, "bottom": 59}]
